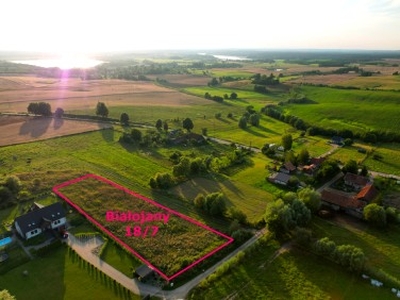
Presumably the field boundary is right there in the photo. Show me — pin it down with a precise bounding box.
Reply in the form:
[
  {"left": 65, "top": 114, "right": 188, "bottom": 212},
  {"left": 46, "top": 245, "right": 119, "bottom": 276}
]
[{"left": 52, "top": 174, "right": 234, "bottom": 281}]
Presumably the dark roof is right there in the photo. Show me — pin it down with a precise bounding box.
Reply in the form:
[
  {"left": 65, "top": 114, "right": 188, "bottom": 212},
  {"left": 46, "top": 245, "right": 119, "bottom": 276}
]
[
  {"left": 344, "top": 173, "right": 369, "bottom": 187},
  {"left": 270, "top": 172, "right": 291, "bottom": 183},
  {"left": 14, "top": 202, "right": 65, "bottom": 235},
  {"left": 135, "top": 265, "right": 154, "bottom": 278},
  {"left": 356, "top": 184, "right": 379, "bottom": 202},
  {"left": 321, "top": 189, "right": 365, "bottom": 210}
]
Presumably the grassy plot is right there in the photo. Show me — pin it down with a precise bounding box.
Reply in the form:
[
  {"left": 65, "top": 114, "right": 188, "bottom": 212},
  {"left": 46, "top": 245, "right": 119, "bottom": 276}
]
[
  {"left": 54, "top": 175, "right": 233, "bottom": 279},
  {"left": 311, "top": 217, "right": 400, "bottom": 282},
  {"left": 0, "top": 245, "right": 140, "bottom": 300},
  {"left": 364, "top": 143, "right": 400, "bottom": 176},
  {"left": 339, "top": 75, "right": 400, "bottom": 90},
  {"left": 282, "top": 86, "right": 400, "bottom": 134},
  {"left": 190, "top": 246, "right": 391, "bottom": 300}
]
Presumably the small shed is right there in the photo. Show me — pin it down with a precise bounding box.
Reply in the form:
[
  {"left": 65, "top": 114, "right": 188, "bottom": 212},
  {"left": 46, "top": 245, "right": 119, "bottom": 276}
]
[{"left": 135, "top": 265, "right": 155, "bottom": 281}]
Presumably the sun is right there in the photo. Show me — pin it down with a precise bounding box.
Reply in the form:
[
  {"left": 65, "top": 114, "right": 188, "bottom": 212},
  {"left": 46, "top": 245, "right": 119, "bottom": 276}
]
[{"left": 48, "top": 53, "right": 104, "bottom": 70}]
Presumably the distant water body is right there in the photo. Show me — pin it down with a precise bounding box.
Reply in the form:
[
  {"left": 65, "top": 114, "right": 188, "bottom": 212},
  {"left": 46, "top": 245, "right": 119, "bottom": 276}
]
[
  {"left": 11, "top": 58, "right": 104, "bottom": 69},
  {"left": 198, "top": 53, "right": 251, "bottom": 61}
]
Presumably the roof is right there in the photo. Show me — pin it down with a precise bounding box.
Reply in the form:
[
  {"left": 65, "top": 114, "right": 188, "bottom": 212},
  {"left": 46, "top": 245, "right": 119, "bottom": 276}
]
[
  {"left": 135, "top": 265, "right": 154, "bottom": 278},
  {"left": 284, "top": 161, "right": 296, "bottom": 172},
  {"left": 321, "top": 189, "right": 366, "bottom": 210},
  {"left": 310, "top": 157, "right": 325, "bottom": 166},
  {"left": 14, "top": 202, "right": 65, "bottom": 235},
  {"left": 344, "top": 173, "right": 369, "bottom": 187},
  {"left": 356, "top": 184, "right": 379, "bottom": 202},
  {"left": 270, "top": 172, "right": 291, "bottom": 183}
]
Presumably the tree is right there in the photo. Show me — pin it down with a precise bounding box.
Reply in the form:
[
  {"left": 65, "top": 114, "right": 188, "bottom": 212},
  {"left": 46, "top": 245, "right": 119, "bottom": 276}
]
[
  {"left": 96, "top": 102, "right": 109, "bottom": 117},
  {"left": 230, "top": 92, "right": 238, "bottom": 99},
  {"left": 342, "top": 159, "right": 358, "bottom": 174},
  {"left": 360, "top": 165, "right": 368, "bottom": 177},
  {"left": 249, "top": 114, "right": 260, "bottom": 127},
  {"left": 182, "top": 118, "right": 194, "bottom": 132},
  {"left": 0, "top": 290, "right": 16, "bottom": 300},
  {"left": 206, "top": 192, "right": 226, "bottom": 216},
  {"left": 228, "top": 207, "right": 247, "bottom": 224},
  {"left": 163, "top": 121, "right": 169, "bottom": 132},
  {"left": 314, "top": 237, "right": 336, "bottom": 258},
  {"left": 54, "top": 107, "right": 64, "bottom": 118},
  {"left": 298, "top": 187, "right": 321, "bottom": 213},
  {"left": 4, "top": 175, "right": 22, "bottom": 194},
  {"left": 120, "top": 113, "right": 130, "bottom": 126},
  {"left": 0, "top": 186, "right": 13, "bottom": 206},
  {"left": 335, "top": 244, "right": 366, "bottom": 272},
  {"left": 363, "top": 203, "right": 387, "bottom": 227},
  {"left": 130, "top": 129, "right": 142, "bottom": 142},
  {"left": 281, "top": 134, "right": 293, "bottom": 151},
  {"left": 194, "top": 193, "right": 206, "bottom": 209},
  {"left": 27, "top": 102, "right": 52, "bottom": 116},
  {"left": 155, "top": 119, "right": 163, "bottom": 130},
  {"left": 238, "top": 116, "right": 247, "bottom": 129},
  {"left": 297, "top": 149, "right": 310, "bottom": 165},
  {"left": 290, "top": 199, "right": 311, "bottom": 227}
]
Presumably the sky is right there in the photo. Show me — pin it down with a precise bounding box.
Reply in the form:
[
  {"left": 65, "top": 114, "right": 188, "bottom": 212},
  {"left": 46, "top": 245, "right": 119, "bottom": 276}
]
[{"left": 1, "top": 0, "right": 399, "bottom": 55}]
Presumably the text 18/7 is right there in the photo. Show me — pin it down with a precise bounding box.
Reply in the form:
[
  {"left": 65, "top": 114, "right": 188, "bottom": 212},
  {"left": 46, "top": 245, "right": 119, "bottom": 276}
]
[{"left": 125, "top": 226, "right": 159, "bottom": 238}]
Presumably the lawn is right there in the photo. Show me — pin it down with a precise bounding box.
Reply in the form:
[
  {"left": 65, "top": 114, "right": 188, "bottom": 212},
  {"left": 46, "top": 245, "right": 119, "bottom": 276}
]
[
  {"left": 0, "top": 245, "right": 140, "bottom": 300},
  {"left": 189, "top": 245, "right": 393, "bottom": 300},
  {"left": 54, "top": 174, "right": 233, "bottom": 280}
]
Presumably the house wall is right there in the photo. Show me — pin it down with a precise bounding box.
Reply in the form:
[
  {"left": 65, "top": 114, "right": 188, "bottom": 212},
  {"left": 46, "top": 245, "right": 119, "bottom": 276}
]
[
  {"left": 15, "top": 222, "right": 25, "bottom": 239},
  {"left": 26, "top": 228, "right": 42, "bottom": 239},
  {"left": 51, "top": 217, "right": 66, "bottom": 229}
]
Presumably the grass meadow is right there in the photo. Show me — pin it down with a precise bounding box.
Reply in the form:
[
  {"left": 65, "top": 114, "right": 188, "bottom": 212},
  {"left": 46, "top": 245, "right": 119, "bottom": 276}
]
[
  {"left": 282, "top": 86, "right": 400, "bottom": 134},
  {"left": 190, "top": 243, "right": 393, "bottom": 300},
  {"left": 0, "top": 245, "right": 140, "bottom": 300}
]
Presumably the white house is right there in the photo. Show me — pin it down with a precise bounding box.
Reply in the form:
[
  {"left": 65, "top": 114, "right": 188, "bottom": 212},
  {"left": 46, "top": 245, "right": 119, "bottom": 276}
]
[{"left": 14, "top": 202, "right": 66, "bottom": 240}]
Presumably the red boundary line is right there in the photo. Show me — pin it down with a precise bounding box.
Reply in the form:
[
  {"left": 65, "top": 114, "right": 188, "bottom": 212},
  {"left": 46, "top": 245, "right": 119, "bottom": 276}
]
[{"left": 52, "top": 174, "right": 234, "bottom": 281}]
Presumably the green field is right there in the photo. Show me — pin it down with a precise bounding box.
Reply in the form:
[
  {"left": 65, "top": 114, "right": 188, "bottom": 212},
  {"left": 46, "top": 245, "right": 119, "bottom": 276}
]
[
  {"left": 189, "top": 243, "right": 394, "bottom": 300},
  {"left": 0, "top": 245, "right": 140, "bottom": 300},
  {"left": 282, "top": 86, "right": 400, "bottom": 134},
  {"left": 340, "top": 75, "right": 400, "bottom": 90}
]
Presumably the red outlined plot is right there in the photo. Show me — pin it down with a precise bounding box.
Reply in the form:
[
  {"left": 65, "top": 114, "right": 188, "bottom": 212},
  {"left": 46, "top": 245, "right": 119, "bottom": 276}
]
[{"left": 53, "top": 174, "right": 234, "bottom": 281}]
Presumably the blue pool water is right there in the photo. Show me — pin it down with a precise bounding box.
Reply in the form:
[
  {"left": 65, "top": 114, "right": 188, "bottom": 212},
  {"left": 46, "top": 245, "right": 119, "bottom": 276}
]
[{"left": 0, "top": 237, "right": 12, "bottom": 247}]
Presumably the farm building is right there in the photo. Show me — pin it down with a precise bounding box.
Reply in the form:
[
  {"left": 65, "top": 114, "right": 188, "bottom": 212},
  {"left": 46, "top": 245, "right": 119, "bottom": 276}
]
[
  {"left": 321, "top": 188, "right": 367, "bottom": 218},
  {"left": 344, "top": 173, "right": 370, "bottom": 190},
  {"left": 14, "top": 202, "right": 66, "bottom": 240},
  {"left": 269, "top": 172, "right": 291, "bottom": 186},
  {"left": 355, "top": 184, "right": 379, "bottom": 203}
]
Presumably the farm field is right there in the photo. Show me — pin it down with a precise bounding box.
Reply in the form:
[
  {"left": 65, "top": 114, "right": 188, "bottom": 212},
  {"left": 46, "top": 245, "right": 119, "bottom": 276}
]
[
  {"left": 0, "top": 115, "right": 112, "bottom": 146},
  {"left": 281, "top": 86, "right": 400, "bottom": 134},
  {"left": 0, "top": 77, "right": 210, "bottom": 115},
  {"left": 53, "top": 174, "right": 233, "bottom": 280}
]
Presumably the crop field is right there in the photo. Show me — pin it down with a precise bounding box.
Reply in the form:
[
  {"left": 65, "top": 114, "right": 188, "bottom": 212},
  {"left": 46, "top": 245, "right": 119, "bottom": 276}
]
[
  {"left": 0, "top": 115, "right": 112, "bottom": 146},
  {"left": 364, "top": 143, "right": 400, "bottom": 176},
  {"left": 338, "top": 75, "right": 400, "bottom": 90},
  {"left": 147, "top": 74, "right": 210, "bottom": 87},
  {"left": 53, "top": 174, "right": 233, "bottom": 280},
  {"left": 289, "top": 73, "right": 359, "bottom": 85},
  {"left": 0, "top": 78, "right": 210, "bottom": 114},
  {"left": 282, "top": 86, "right": 400, "bottom": 134}
]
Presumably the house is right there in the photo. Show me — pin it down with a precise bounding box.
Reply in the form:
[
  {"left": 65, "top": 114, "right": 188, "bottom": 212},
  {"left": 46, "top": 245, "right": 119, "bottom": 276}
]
[
  {"left": 321, "top": 188, "right": 366, "bottom": 218},
  {"left": 344, "top": 173, "right": 369, "bottom": 190},
  {"left": 135, "top": 264, "right": 155, "bottom": 281},
  {"left": 14, "top": 202, "right": 66, "bottom": 240},
  {"left": 331, "top": 136, "right": 344, "bottom": 145},
  {"left": 355, "top": 184, "right": 379, "bottom": 203},
  {"left": 269, "top": 172, "right": 291, "bottom": 186},
  {"left": 280, "top": 161, "right": 296, "bottom": 174}
]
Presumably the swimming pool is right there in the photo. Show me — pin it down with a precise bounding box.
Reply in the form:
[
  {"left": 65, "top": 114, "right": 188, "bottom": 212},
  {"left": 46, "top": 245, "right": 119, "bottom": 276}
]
[{"left": 0, "top": 237, "right": 12, "bottom": 247}]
